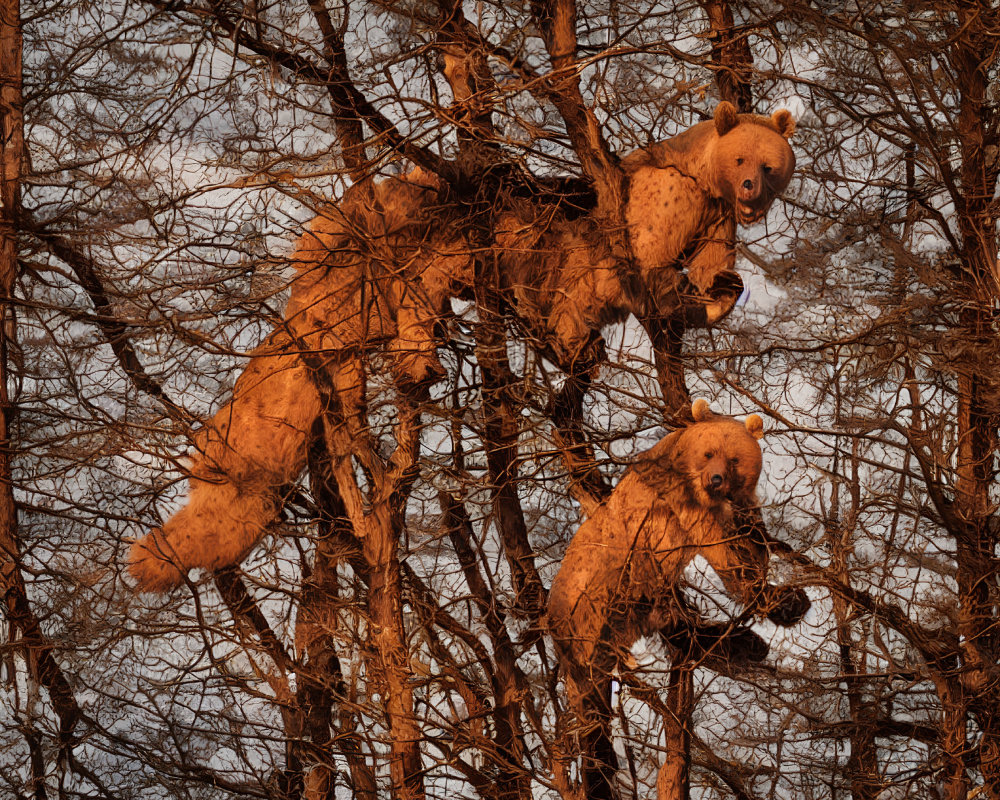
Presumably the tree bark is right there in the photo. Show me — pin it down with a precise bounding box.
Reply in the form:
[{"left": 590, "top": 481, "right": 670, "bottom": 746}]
[
  {"left": 440, "top": 492, "right": 532, "bottom": 800},
  {"left": 363, "top": 502, "right": 424, "bottom": 800},
  {"left": 300, "top": 437, "right": 377, "bottom": 800},
  {"left": 473, "top": 257, "right": 547, "bottom": 619},
  {"left": 529, "top": 0, "right": 628, "bottom": 224},
  {"left": 319, "top": 395, "right": 426, "bottom": 800},
  {"left": 656, "top": 665, "right": 693, "bottom": 800},
  {"left": 0, "top": 0, "right": 81, "bottom": 762},
  {"left": 699, "top": 0, "right": 753, "bottom": 113},
  {"left": 948, "top": 6, "right": 1000, "bottom": 796}
]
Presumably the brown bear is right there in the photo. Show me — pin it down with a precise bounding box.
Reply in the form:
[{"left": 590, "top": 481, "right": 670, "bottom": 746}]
[
  {"left": 128, "top": 169, "right": 474, "bottom": 591},
  {"left": 502, "top": 100, "right": 795, "bottom": 369},
  {"left": 128, "top": 104, "right": 796, "bottom": 591},
  {"left": 624, "top": 101, "right": 795, "bottom": 327},
  {"left": 546, "top": 399, "right": 809, "bottom": 799}
]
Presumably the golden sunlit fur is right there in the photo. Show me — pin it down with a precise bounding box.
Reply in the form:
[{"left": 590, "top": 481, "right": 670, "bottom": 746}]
[
  {"left": 545, "top": 400, "right": 807, "bottom": 799},
  {"left": 546, "top": 400, "right": 768, "bottom": 703},
  {"left": 128, "top": 105, "right": 795, "bottom": 591}
]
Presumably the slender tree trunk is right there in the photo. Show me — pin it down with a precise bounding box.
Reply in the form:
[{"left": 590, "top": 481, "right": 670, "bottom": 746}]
[
  {"left": 474, "top": 255, "right": 546, "bottom": 619},
  {"left": 0, "top": 0, "right": 22, "bottom": 602},
  {"left": 657, "top": 665, "right": 693, "bottom": 800},
  {"left": 306, "top": 0, "right": 367, "bottom": 180},
  {"left": 436, "top": 0, "right": 498, "bottom": 177},
  {"left": 363, "top": 502, "right": 424, "bottom": 800},
  {"left": 0, "top": 0, "right": 80, "bottom": 766},
  {"left": 214, "top": 568, "right": 307, "bottom": 797},
  {"left": 441, "top": 493, "right": 532, "bottom": 800},
  {"left": 529, "top": 0, "right": 627, "bottom": 223},
  {"left": 949, "top": 8, "right": 1000, "bottom": 796},
  {"left": 319, "top": 396, "right": 426, "bottom": 800},
  {"left": 699, "top": 0, "right": 753, "bottom": 113},
  {"left": 828, "top": 381, "right": 881, "bottom": 800},
  {"left": 0, "top": 0, "right": 22, "bottom": 575},
  {"left": 300, "top": 437, "right": 377, "bottom": 800}
]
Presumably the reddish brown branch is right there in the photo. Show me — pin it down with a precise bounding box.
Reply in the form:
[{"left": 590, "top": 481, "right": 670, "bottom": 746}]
[
  {"left": 437, "top": 492, "right": 532, "bottom": 800},
  {"left": 0, "top": 0, "right": 82, "bottom": 764},
  {"left": 149, "top": 0, "right": 458, "bottom": 182},
  {"left": 472, "top": 267, "right": 547, "bottom": 619},
  {"left": 699, "top": 0, "right": 753, "bottom": 112},
  {"left": 299, "top": 449, "right": 377, "bottom": 800},
  {"left": 214, "top": 567, "right": 295, "bottom": 672},
  {"left": 306, "top": 0, "right": 368, "bottom": 180},
  {"left": 528, "top": 0, "right": 628, "bottom": 223}
]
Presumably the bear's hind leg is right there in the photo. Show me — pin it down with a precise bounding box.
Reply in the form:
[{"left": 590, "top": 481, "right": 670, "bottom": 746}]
[
  {"left": 128, "top": 479, "right": 278, "bottom": 591},
  {"left": 129, "top": 339, "right": 323, "bottom": 592}
]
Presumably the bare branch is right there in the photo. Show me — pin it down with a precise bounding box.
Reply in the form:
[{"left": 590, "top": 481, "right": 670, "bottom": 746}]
[{"left": 529, "top": 0, "right": 627, "bottom": 221}]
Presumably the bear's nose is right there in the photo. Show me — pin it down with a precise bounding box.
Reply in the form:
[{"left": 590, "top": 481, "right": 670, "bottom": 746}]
[
  {"left": 742, "top": 179, "right": 754, "bottom": 190},
  {"left": 710, "top": 474, "right": 724, "bottom": 488}
]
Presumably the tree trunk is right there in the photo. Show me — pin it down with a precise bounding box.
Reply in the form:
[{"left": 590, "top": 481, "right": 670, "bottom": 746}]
[
  {"left": 0, "top": 0, "right": 23, "bottom": 604},
  {"left": 441, "top": 492, "right": 532, "bottom": 800},
  {"left": 363, "top": 504, "right": 424, "bottom": 800},
  {"left": 949, "top": 7, "right": 1000, "bottom": 796},
  {"left": 657, "top": 665, "right": 693, "bottom": 800},
  {"left": 699, "top": 0, "right": 753, "bottom": 113},
  {"left": 0, "top": 0, "right": 81, "bottom": 762},
  {"left": 300, "top": 438, "right": 377, "bottom": 800},
  {"left": 319, "top": 396, "right": 426, "bottom": 800},
  {"left": 474, "top": 256, "right": 547, "bottom": 619}
]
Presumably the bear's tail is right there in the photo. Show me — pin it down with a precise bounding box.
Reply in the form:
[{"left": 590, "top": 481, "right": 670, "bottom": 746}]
[{"left": 128, "top": 480, "right": 278, "bottom": 592}]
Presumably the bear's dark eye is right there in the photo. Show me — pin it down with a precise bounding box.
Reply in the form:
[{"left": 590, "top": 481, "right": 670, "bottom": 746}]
[
  {"left": 736, "top": 157, "right": 744, "bottom": 165},
  {"left": 762, "top": 165, "right": 772, "bottom": 173},
  {"left": 704, "top": 451, "right": 715, "bottom": 459},
  {"left": 730, "top": 457, "right": 740, "bottom": 465}
]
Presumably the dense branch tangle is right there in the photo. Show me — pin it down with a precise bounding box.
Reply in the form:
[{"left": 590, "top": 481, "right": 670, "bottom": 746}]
[
  {"left": 12, "top": 2, "right": 1000, "bottom": 800},
  {"left": 20, "top": 2, "right": 800, "bottom": 799},
  {"left": 121, "top": 2, "right": 800, "bottom": 799}
]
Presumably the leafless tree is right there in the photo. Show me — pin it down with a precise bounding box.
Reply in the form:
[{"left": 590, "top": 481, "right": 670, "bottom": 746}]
[{"left": 5, "top": 2, "right": 1000, "bottom": 800}]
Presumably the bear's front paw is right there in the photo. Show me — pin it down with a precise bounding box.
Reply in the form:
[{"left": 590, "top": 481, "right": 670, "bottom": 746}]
[{"left": 763, "top": 584, "right": 810, "bottom": 627}]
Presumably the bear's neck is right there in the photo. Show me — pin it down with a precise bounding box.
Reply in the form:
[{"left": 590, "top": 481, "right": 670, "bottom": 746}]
[{"left": 653, "top": 122, "right": 725, "bottom": 197}]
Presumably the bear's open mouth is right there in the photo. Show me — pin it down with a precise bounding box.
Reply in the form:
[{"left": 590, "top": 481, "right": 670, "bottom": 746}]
[
  {"left": 737, "top": 202, "right": 764, "bottom": 224},
  {"left": 704, "top": 484, "right": 732, "bottom": 503}
]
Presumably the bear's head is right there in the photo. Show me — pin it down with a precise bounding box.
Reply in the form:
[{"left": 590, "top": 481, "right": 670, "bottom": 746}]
[
  {"left": 710, "top": 101, "right": 795, "bottom": 225},
  {"left": 668, "top": 398, "right": 764, "bottom": 509}
]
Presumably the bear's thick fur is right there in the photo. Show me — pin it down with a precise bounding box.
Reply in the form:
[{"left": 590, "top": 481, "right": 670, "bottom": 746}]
[
  {"left": 546, "top": 399, "right": 808, "bottom": 800},
  {"left": 128, "top": 104, "right": 796, "bottom": 591},
  {"left": 547, "top": 399, "right": 807, "bottom": 696},
  {"left": 624, "top": 101, "right": 795, "bottom": 324},
  {"left": 127, "top": 171, "right": 472, "bottom": 591}
]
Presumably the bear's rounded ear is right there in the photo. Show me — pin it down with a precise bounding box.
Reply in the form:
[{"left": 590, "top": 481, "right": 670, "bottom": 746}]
[
  {"left": 745, "top": 414, "right": 764, "bottom": 440},
  {"left": 691, "top": 398, "right": 713, "bottom": 422},
  {"left": 714, "top": 102, "right": 739, "bottom": 136},
  {"left": 772, "top": 109, "right": 795, "bottom": 139}
]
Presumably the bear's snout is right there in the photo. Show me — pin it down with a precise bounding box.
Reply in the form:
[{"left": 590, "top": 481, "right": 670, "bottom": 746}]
[
  {"left": 737, "top": 178, "right": 759, "bottom": 201},
  {"left": 734, "top": 177, "right": 769, "bottom": 224},
  {"left": 704, "top": 466, "right": 741, "bottom": 501}
]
